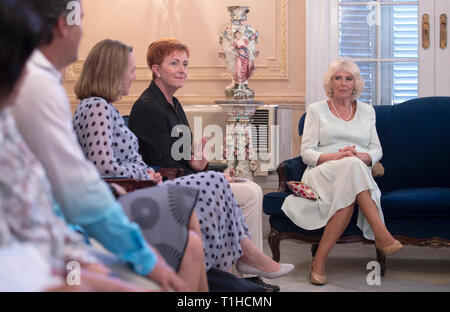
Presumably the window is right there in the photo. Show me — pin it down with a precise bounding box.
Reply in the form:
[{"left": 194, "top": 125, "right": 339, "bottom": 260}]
[{"left": 338, "top": 0, "right": 419, "bottom": 105}]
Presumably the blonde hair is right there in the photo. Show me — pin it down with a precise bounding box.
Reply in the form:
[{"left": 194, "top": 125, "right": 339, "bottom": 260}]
[
  {"left": 75, "top": 39, "right": 132, "bottom": 103},
  {"left": 323, "top": 58, "right": 365, "bottom": 102}
]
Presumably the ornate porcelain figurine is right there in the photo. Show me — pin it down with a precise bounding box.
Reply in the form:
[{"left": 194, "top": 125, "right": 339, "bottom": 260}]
[{"left": 219, "top": 6, "right": 259, "bottom": 100}]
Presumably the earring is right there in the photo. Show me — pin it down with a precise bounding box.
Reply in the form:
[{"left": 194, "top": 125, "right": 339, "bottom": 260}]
[{"left": 352, "top": 89, "right": 356, "bottom": 94}]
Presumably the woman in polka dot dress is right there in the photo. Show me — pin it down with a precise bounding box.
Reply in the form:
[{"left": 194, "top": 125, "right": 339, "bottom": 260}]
[{"left": 73, "top": 39, "right": 293, "bottom": 278}]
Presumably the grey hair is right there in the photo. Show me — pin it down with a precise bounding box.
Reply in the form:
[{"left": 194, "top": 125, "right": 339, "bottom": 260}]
[{"left": 323, "top": 58, "right": 365, "bottom": 102}]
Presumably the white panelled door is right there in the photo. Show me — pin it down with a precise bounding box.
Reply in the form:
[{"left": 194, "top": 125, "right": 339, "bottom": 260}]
[{"left": 419, "top": 0, "right": 450, "bottom": 96}]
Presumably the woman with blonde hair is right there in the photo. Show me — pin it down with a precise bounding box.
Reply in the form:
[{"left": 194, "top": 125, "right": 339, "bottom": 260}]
[
  {"left": 0, "top": 0, "right": 157, "bottom": 292},
  {"left": 75, "top": 40, "right": 134, "bottom": 105},
  {"left": 281, "top": 58, "right": 402, "bottom": 285},
  {"left": 73, "top": 39, "right": 294, "bottom": 290}
]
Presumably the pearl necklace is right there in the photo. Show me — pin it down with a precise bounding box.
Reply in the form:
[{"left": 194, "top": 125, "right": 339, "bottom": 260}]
[{"left": 331, "top": 99, "right": 353, "bottom": 121}]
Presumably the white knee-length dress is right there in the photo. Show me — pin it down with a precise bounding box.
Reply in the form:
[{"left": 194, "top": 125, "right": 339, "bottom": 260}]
[{"left": 281, "top": 100, "right": 384, "bottom": 240}]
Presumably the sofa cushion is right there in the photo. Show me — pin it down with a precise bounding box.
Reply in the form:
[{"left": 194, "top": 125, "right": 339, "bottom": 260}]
[
  {"left": 286, "top": 181, "right": 319, "bottom": 200},
  {"left": 374, "top": 97, "right": 450, "bottom": 192},
  {"left": 381, "top": 188, "right": 450, "bottom": 218},
  {"left": 263, "top": 192, "right": 291, "bottom": 215}
]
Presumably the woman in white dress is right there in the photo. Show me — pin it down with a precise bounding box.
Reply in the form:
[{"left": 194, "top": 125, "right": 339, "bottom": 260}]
[{"left": 281, "top": 58, "right": 403, "bottom": 285}]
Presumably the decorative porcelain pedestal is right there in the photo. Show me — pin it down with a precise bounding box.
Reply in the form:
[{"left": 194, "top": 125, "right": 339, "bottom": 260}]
[
  {"left": 216, "top": 100, "right": 263, "bottom": 180},
  {"left": 217, "top": 6, "right": 262, "bottom": 180}
]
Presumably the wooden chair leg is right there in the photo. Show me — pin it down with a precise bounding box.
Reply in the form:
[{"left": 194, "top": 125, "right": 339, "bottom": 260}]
[
  {"left": 311, "top": 243, "right": 319, "bottom": 258},
  {"left": 268, "top": 229, "right": 281, "bottom": 262},
  {"left": 375, "top": 247, "right": 386, "bottom": 276}
]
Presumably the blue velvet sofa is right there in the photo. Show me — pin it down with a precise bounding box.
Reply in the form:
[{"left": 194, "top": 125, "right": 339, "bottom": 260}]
[{"left": 263, "top": 96, "right": 450, "bottom": 275}]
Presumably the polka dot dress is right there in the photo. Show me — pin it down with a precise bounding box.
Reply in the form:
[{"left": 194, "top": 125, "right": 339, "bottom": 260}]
[
  {"left": 73, "top": 97, "right": 250, "bottom": 271},
  {"left": 73, "top": 97, "right": 151, "bottom": 179},
  {"left": 163, "top": 171, "right": 249, "bottom": 271}
]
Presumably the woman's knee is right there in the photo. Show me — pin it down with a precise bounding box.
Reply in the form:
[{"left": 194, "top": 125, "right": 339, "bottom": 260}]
[
  {"left": 185, "top": 231, "right": 205, "bottom": 260},
  {"left": 337, "top": 204, "right": 355, "bottom": 217},
  {"left": 356, "top": 189, "right": 371, "bottom": 204},
  {"left": 345, "top": 203, "right": 355, "bottom": 215},
  {"left": 189, "top": 211, "right": 201, "bottom": 232},
  {"left": 246, "top": 181, "right": 263, "bottom": 197},
  {"left": 231, "top": 184, "right": 258, "bottom": 210},
  {"left": 342, "top": 156, "right": 366, "bottom": 168},
  {"left": 232, "top": 182, "right": 261, "bottom": 197},
  {"left": 187, "top": 230, "right": 203, "bottom": 248}
]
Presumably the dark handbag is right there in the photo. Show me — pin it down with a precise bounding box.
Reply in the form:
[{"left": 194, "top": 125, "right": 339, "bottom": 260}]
[{"left": 206, "top": 268, "right": 265, "bottom": 292}]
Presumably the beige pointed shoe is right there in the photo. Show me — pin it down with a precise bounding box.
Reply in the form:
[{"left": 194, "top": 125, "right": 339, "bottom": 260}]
[
  {"left": 375, "top": 240, "right": 403, "bottom": 256},
  {"left": 310, "top": 262, "right": 327, "bottom": 286}
]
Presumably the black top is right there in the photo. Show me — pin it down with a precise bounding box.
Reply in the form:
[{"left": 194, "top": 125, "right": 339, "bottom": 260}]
[{"left": 129, "top": 81, "right": 194, "bottom": 174}]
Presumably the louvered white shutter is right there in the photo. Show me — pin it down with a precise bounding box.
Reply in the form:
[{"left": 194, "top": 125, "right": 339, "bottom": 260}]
[{"left": 338, "top": 0, "right": 418, "bottom": 105}]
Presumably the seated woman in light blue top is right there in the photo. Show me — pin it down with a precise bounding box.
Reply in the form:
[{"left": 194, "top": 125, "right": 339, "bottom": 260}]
[
  {"left": 12, "top": 0, "right": 206, "bottom": 292},
  {"left": 0, "top": 0, "right": 150, "bottom": 292},
  {"left": 281, "top": 58, "right": 403, "bottom": 286}
]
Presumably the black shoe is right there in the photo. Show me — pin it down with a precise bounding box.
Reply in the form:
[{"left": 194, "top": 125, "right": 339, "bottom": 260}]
[{"left": 245, "top": 276, "right": 280, "bottom": 292}]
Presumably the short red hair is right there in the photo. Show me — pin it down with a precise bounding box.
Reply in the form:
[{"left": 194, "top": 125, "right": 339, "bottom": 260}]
[{"left": 147, "top": 38, "right": 190, "bottom": 79}]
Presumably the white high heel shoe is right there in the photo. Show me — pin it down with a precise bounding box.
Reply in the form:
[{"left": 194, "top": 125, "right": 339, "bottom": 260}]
[{"left": 236, "top": 260, "right": 294, "bottom": 279}]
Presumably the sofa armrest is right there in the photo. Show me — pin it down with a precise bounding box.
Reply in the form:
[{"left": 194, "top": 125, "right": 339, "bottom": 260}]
[
  {"left": 156, "top": 168, "right": 183, "bottom": 180},
  {"left": 276, "top": 163, "right": 288, "bottom": 192},
  {"left": 276, "top": 156, "right": 308, "bottom": 192},
  {"left": 206, "top": 161, "right": 228, "bottom": 173},
  {"left": 155, "top": 162, "right": 228, "bottom": 181}
]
